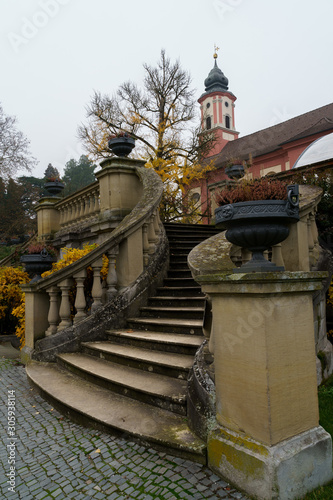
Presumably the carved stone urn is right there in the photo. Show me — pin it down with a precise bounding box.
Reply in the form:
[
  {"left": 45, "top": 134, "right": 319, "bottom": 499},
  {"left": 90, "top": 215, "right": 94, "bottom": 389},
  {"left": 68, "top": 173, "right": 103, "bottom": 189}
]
[{"left": 215, "top": 186, "right": 300, "bottom": 272}]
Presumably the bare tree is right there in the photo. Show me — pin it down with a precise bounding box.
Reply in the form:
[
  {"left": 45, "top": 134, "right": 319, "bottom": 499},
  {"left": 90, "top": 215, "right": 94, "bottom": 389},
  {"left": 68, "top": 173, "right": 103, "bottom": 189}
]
[
  {"left": 78, "top": 50, "right": 215, "bottom": 165},
  {"left": 0, "top": 103, "right": 36, "bottom": 179}
]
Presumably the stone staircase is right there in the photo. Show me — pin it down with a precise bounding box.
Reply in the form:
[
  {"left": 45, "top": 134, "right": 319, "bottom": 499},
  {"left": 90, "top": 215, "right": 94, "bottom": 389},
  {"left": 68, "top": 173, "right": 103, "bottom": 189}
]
[{"left": 27, "top": 223, "right": 219, "bottom": 463}]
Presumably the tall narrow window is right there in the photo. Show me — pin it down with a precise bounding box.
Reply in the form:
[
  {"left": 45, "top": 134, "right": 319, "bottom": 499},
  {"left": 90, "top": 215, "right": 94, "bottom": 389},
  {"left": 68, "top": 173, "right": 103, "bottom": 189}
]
[
  {"left": 225, "top": 115, "right": 230, "bottom": 129},
  {"left": 206, "top": 116, "right": 212, "bottom": 130}
]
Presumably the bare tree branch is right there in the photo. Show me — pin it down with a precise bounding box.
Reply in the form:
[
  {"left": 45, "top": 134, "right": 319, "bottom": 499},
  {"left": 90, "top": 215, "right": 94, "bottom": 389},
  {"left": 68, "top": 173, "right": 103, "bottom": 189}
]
[{"left": 0, "top": 103, "right": 36, "bottom": 180}]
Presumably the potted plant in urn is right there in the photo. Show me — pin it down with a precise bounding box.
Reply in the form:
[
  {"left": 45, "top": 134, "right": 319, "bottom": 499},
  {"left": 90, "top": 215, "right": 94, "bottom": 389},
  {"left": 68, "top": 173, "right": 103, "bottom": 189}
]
[
  {"left": 224, "top": 159, "right": 246, "bottom": 180},
  {"left": 20, "top": 243, "right": 57, "bottom": 282},
  {"left": 214, "top": 178, "right": 299, "bottom": 272},
  {"left": 44, "top": 176, "right": 65, "bottom": 197},
  {"left": 108, "top": 131, "right": 135, "bottom": 157}
]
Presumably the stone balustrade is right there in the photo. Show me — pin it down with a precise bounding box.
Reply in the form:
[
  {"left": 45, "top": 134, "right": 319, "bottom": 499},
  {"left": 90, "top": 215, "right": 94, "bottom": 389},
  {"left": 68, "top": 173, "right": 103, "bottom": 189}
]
[
  {"left": 57, "top": 182, "right": 100, "bottom": 228},
  {"left": 22, "top": 163, "right": 165, "bottom": 359}
]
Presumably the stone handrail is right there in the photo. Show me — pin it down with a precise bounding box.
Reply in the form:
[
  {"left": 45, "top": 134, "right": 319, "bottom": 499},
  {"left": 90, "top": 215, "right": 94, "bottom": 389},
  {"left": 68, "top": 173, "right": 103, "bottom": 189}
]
[{"left": 22, "top": 165, "right": 164, "bottom": 354}]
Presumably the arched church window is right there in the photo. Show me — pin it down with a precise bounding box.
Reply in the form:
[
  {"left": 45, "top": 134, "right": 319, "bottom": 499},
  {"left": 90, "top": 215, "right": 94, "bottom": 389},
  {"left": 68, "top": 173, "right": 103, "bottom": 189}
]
[
  {"left": 206, "top": 116, "right": 212, "bottom": 130},
  {"left": 225, "top": 115, "right": 230, "bottom": 129}
]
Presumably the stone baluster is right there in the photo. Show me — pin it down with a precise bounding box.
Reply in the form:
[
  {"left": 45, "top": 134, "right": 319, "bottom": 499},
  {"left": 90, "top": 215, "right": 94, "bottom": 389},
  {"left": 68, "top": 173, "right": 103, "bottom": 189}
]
[
  {"left": 58, "top": 208, "right": 64, "bottom": 227},
  {"left": 57, "top": 278, "right": 73, "bottom": 331},
  {"left": 94, "top": 192, "right": 100, "bottom": 214},
  {"left": 83, "top": 195, "right": 90, "bottom": 219},
  {"left": 142, "top": 223, "right": 150, "bottom": 267},
  {"left": 307, "top": 215, "right": 315, "bottom": 265},
  {"left": 241, "top": 248, "right": 251, "bottom": 265},
  {"left": 89, "top": 192, "right": 96, "bottom": 215},
  {"left": 272, "top": 243, "right": 285, "bottom": 269},
  {"left": 310, "top": 212, "right": 319, "bottom": 246},
  {"left": 74, "top": 270, "right": 87, "bottom": 324},
  {"left": 65, "top": 206, "right": 70, "bottom": 225},
  {"left": 310, "top": 212, "right": 320, "bottom": 262},
  {"left": 106, "top": 246, "right": 119, "bottom": 300},
  {"left": 73, "top": 200, "right": 80, "bottom": 222},
  {"left": 79, "top": 197, "right": 85, "bottom": 220},
  {"left": 59, "top": 207, "right": 65, "bottom": 227},
  {"left": 147, "top": 215, "right": 157, "bottom": 254},
  {"left": 45, "top": 286, "right": 60, "bottom": 336},
  {"left": 153, "top": 209, "right": 160, "bottom": 237},
  {"left": 76, "top": 198, "right": 82, "bottom": 220},
  {"left": 68, "top": 201, "right": 75, "bottom": 226},
  {"left": 91, "top": 257, "right": 103, "bottom": 312},
  {"left": 156, "top": 211, "right": 162, "bottom": 229},
  {"left": 61, "top": 207, "right": 67, "bottom": 226}
]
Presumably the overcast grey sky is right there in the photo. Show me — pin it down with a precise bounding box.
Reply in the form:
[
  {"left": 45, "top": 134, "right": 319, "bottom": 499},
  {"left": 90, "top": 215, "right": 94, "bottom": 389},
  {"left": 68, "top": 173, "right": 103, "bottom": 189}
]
[{"left": 1, "top": 0, "right": 333, "bottom": 178}]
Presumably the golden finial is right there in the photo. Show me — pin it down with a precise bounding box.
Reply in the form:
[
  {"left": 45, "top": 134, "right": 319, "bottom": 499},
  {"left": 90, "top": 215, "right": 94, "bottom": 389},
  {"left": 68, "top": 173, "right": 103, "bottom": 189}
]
[{"left": 213, "top": 45, "right": 220, "bottom": 59}]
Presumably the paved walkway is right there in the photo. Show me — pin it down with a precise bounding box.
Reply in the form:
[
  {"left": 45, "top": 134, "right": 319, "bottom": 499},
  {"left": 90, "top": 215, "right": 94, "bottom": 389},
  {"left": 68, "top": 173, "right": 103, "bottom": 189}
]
[{"left": 0, "top": 356, "right": 249, "bottom": 500}]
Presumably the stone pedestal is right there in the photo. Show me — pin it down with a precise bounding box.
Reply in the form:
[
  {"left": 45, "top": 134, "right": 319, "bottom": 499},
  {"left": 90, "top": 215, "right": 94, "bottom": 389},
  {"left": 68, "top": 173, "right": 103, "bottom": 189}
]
[
  {"left": 36, "top": 197, "right": 61, "bottom": 239},
  {"left": 196, "top": 271, "right": 332, "bottom": 500},
  {"left": 96, "top": 157, "right": 144, "bottom": 217}
]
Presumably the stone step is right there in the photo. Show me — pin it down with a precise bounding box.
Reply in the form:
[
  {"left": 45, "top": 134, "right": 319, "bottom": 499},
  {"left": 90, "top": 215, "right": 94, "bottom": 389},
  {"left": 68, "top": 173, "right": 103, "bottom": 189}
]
[
  {"left": 163, "top": 277, "right": 198, "bottom": 288},
  {"left": 57, "top": 353, "right": 187, "bottom": 415},
  {"left": 170, "top": 253, "right": 190, "bottom": 260},
  {"left": 139, "top": 306, "right": 204, "bottom": 320},
  {"left": 106, "top": 329, "right": 203, "bottom": 355},
  {"left": 26, "top": 362, "right": 206, "bottom": 464},
  {"left": 156, "top": 286, "right": 203, "bottom": 297},
  {"left": 167, "top": 268, "right": 193, "bottom": 278},
  {"left": 164, "top": 222, "right": 218, "bottom": 233},
  {"left": 167, "top": 234, "right": 217, "bottom": 242},
  {"left": 169, "top": 260, "right": 190, "bottom": 270},
  {"left": 81, "top": 341, "right": 195, "bottom": 378},
  {"left": 149, "top": 296, "right": 205, "bottom": 308},
  {"left": 169, "top": 241, "right": 203, "bottom": 249},
  {"left": 127, "top": 317, "right": 203, "bottom": 336}
]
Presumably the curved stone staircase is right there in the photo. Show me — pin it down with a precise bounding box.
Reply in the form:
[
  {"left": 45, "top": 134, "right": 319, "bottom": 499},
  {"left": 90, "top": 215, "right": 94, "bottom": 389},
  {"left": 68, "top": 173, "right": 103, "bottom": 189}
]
[{"left": 27, "top": 222, "right": 219, "bottom": 463}]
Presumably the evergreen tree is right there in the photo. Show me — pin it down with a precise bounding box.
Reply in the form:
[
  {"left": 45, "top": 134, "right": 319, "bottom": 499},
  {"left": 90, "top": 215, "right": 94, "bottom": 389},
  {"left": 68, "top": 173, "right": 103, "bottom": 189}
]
[
  {"left": 63, "top": 155, "right": 96, "bottom": 196},
  {"left": 44, "top": 163, "right": 60, "bottom": 181}
]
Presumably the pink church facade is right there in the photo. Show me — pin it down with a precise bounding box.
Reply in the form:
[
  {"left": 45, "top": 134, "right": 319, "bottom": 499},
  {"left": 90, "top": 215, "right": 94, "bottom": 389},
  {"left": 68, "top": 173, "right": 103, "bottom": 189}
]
[{"left": 191, "top": 55, "right": 333, "bottom": 223}]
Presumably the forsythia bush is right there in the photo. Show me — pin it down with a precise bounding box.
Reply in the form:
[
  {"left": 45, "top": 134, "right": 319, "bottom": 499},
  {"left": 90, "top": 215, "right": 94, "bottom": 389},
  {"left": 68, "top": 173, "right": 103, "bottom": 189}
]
[
  {"left": 41, "top": 243, "right": 109, "bottom": 320},
  {"left": 41, "top": 243, "right": 109, "bottom": 280},
  {"left": 0, "top": 266, "right": 29, "bottom": 348},
  {"left": 42, "top": 243, "right": 98, "bottom": 278}
]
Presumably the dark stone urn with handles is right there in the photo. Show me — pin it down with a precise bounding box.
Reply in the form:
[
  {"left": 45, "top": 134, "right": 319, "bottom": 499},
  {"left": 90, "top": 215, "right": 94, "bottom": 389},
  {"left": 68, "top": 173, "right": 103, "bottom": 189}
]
[{"left": 215, "top": 184, "right": 300, "bottom": 272}]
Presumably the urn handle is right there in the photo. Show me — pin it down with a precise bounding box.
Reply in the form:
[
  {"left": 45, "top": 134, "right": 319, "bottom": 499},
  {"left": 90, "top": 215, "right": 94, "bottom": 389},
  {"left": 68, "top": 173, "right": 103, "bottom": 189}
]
[{"left": 287, "top": 184, "right": 299, "bottom": 208}]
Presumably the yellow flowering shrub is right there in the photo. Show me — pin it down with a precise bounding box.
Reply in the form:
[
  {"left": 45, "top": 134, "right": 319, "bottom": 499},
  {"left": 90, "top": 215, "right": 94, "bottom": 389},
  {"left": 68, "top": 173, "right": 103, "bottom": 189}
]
[
  {"left": 0, "top": 266, "right": 29, "bottom": 347},
  {"left": 12, "top": 301, "right": 25, "bottom": 348},
  {"left": 41, "top": 243, "right": 98, "bottom": 278},
  {"left": 41, "top": 243, "right": 109, "bottom": 319}
]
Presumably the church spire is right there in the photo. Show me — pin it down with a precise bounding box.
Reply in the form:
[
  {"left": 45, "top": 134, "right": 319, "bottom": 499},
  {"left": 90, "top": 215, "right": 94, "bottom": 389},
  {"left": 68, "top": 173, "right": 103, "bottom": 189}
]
[{"left": 198, "top": 49, "right": 239, "bottom": 157}]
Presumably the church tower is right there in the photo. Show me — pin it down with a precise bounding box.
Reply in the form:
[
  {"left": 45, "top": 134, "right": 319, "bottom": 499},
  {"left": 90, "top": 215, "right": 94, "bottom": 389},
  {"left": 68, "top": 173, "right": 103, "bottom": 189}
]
[{"left": 199, "top": 49, "right": 239, "bottom": 157}]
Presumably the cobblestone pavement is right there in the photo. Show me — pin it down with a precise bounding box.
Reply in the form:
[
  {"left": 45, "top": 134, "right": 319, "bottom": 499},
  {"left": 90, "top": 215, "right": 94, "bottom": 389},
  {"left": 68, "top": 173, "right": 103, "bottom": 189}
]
[{"left": 0, "top": 358, "right": 250, "bottom": 500}]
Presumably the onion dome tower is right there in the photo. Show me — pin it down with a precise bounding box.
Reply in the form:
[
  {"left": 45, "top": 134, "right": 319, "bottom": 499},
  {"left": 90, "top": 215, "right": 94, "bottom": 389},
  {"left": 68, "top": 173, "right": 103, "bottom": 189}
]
[{"left": 199, "top": 48, "right": 239, "bottom": 157}]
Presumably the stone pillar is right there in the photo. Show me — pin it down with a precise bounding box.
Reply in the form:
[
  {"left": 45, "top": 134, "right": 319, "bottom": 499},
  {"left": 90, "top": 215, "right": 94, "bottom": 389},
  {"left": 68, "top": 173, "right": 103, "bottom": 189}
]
[
  {"left": 36, "top": 198, "right": 61, "bottom": 239},
  {"left": 21, "top": 286, "right": 50, "bottom": 363},
  {"left": 196, "top": 271, "right": 332, "bottom": 500},
  {"left": 95, "top": 157, "right": 145, "bottom": 225},
  {"left": 117, "top": 228, "right": 143, "bottom": 289}
]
